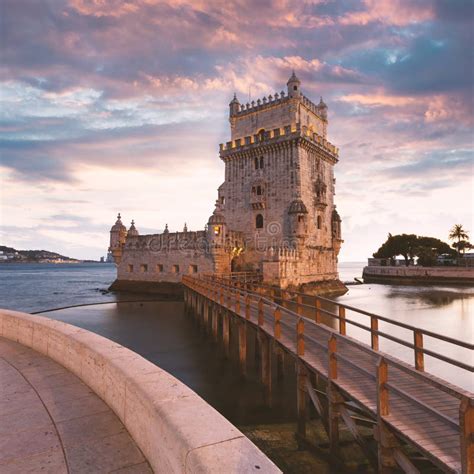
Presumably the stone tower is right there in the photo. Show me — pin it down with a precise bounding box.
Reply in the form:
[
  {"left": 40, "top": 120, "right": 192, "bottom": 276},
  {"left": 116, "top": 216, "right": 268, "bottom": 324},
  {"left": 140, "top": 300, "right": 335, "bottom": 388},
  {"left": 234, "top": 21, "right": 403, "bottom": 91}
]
[{"left": 218, "top": 72, "right": 343, "bottom": 290}]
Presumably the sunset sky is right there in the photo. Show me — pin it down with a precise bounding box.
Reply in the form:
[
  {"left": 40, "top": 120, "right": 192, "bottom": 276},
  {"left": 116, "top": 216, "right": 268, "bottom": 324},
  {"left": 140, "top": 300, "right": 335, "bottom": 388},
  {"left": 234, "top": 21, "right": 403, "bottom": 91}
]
[{"left": 1, "top": 0, "right": 473, "bottom": 262}]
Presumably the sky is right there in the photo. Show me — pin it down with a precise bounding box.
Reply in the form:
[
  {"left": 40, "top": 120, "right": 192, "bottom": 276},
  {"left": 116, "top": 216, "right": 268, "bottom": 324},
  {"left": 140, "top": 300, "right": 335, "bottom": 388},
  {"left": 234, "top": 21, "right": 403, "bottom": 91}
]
[{"left": 0, "top": 0, "right": 473, "bottom": 262}]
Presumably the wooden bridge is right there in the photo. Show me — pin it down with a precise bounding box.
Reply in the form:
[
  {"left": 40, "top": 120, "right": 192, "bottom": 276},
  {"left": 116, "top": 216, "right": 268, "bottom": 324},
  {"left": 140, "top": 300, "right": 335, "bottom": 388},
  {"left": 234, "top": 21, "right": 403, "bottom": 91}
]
[{"left": 182, "top": 273, "right": 474, "bottom": 474}]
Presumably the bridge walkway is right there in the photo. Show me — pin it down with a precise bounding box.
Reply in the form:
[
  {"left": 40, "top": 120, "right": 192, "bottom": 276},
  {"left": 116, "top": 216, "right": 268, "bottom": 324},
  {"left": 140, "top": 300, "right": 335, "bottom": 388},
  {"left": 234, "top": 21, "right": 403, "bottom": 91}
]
[{"left": 183, "top": 274, "right": 473, "bottom": 474}]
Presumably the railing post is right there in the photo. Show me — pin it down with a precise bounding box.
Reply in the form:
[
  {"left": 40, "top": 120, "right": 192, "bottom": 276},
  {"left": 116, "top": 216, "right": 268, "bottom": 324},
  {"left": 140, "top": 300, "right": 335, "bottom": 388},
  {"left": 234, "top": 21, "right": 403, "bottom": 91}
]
[
  {"left": 258, "top": 298, "right": 264, "bottom": 327},
  {"left": 377, "top": 357, "right": 389, "bottom": 416},
  {"left": 328, "top": 334, "right": 340, "bottom": 458},
  {"left": 222, "top": 309, "right": 230, "bottom": 357},
  {"left": 297, "top": 318, "right": 305, "bottom": 356},
  {"left": 296, "top": 360, "right": 307, "bottom": 440},
  {"left": 297, "top": 294, "right": 303, "bottom": 316},
  {"left": 238, "top": 320, "right": 247, "bottom": 377},
  {"left": 376, "top": 357, "right": 396, "bottom": 472},
  {"left": 414, "top": 330, "right": 424, "bottom": 371},
  {"left": 315, "top": 298, "right": 321, "bottom": 324},
  {"left": 371, "top": 316, "right": 379, "bottom": 351},
  {"left": 339, "top": 306, "right": 346, "bottom": 335},
  {"left": 328, "top": 334, "right": 337, "bottom": 379},
  {"left": 460, "top": 396, "right": 474, "bottom": 474},
  {"left": 245, "top": 295, "right": 250, "bottom": 320},
  {"left": 235, "top": 290, "right": 240, "bottom": 314},
  {"left": 274, "top": 307, "right": 281, "bottom": 340},
  {"left": 260, "top": 333, "right": 272, "bottom": 406}
]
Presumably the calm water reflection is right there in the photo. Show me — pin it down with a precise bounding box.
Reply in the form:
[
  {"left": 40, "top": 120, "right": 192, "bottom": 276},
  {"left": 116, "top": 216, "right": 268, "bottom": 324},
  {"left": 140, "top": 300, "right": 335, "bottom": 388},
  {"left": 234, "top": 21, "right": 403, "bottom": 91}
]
[
  {"left": 335, "top": 282, "right": 473, "bottom": 391},
  {"left": 46, "top": 301, "right": 297, "bottom": 427}
]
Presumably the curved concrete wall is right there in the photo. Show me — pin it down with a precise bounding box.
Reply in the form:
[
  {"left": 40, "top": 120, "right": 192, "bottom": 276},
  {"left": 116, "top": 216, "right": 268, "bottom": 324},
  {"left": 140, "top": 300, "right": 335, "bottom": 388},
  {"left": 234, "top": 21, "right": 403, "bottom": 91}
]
[{"left": 0, "top": 309, "right": 280, "bottom": 473}]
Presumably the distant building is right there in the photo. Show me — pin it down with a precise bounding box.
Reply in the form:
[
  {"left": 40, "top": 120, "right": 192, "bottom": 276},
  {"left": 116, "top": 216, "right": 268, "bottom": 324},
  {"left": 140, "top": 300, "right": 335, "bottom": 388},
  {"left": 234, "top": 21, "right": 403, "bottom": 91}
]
[{"left": 109, "top": 73, "right": 344, "bottom": 293}]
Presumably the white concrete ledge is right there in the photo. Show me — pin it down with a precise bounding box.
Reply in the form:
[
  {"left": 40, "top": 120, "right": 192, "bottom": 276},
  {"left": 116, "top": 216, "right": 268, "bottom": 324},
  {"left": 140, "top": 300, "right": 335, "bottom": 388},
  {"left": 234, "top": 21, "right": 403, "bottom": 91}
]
[{"left": 0, "top": 309, "right": 280, "bottom": 473}]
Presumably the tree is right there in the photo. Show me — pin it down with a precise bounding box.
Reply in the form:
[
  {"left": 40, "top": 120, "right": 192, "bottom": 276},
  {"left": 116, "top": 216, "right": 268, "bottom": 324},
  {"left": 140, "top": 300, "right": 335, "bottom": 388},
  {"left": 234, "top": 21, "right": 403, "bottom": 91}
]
[
  {"left": 373, "top": 234, "right": 418, "bottom": 266},
  {"left": 452, "top": 240, "right": 472, "bottom": 255},
  {"left": 449, "top": 224, "right": 470, "bottom": 258},
  {"left": 373, "top": 234, "right": 455, "bottom": 267}
]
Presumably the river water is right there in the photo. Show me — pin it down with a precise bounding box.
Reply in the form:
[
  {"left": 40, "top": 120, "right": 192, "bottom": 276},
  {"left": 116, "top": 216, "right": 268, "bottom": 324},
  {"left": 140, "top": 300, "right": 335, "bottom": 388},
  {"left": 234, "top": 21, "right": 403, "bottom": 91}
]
[{"left": 0, "top": 261, "right": 472, "bottom": 393}]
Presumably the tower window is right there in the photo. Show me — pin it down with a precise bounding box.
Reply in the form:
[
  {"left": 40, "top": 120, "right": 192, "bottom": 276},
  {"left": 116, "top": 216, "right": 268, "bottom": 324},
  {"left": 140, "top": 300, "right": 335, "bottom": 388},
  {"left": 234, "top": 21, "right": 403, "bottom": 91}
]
[
  {"left": 172, "top": 265, "right": 180, "bottom": 273},
  {"left": 293, "top": 85, "right": 297, "bottom": 91},
  {"left": 256, "top": 185, "right": 262, "bottom": 196},
  {"left": 298, "top": 215, "right": 304, "bottom": 222},
  {"left": 128, "top": 264, "right": 134, "bottom": 273},
  {"left": 140, "top": 264, "right": 148, "bottom": 273},
  {"left": 189, "top": 264, "right": 198, "bottom": 274},
  {"left": 254, "top": 156, "right": 264, "bottom": 170},
  {"left": 256, "top": 214, "right": 264, "bottom": 229},
  {"left": 156, "top": 264, "right": 163, "bottom": 272},
  {"left": 317, "top": 216, "right": 322, "bottom": 229}
]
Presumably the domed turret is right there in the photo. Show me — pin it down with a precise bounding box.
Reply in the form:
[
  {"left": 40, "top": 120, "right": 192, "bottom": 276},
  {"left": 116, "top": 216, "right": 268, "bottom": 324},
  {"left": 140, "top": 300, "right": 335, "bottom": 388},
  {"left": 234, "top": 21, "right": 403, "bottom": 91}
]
[
  {"left": 229, "top": 93, "right": 240, "bottom": 116},
  {"left": 317, "top": 96, "right": 328, "bottom": 120},
  {"left": 128, "top": 219, "right": 139, "bottom": 237},
  {"left": 207, "top": 211, "right": 226, "bottom": 242},
  {"left": 331, "top": 207, "right": 342, "bottom": 240},
  {"left": 287, "top": 70, "right": 301, "bottom": 99},
  {"left": 288, "top": 199, "right": 308, "bottom": 238},
  {"left": 109, "top": 213, "right": 127, "bottom": 264},
  {"left": 288, "top": 199, "right": 308, "bottom": 214}
]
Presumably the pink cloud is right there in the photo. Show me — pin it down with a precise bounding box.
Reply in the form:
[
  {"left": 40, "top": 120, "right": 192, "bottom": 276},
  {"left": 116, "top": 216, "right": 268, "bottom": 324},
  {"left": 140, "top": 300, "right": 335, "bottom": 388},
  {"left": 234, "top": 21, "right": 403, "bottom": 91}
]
[{"left": 339, "top": 0, "right": 434, "bottom": 26}]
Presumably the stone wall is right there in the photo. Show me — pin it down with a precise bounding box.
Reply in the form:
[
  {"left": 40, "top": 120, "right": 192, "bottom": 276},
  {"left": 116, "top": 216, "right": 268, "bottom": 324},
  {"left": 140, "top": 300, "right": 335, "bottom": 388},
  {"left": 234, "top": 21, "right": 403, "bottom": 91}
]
[
  {"left": 363, "top": 266, "right": 474, "bottom": 284},
  {"left": 0, "top": 309, "right": 280, "bottom": 473}
]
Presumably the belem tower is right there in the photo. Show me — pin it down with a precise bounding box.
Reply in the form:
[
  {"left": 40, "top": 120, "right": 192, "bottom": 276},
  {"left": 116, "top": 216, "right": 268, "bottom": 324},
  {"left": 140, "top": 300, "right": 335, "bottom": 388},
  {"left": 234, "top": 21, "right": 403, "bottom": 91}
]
[{"left": 109, "top": 72, "right": 345, "bottom": 295}]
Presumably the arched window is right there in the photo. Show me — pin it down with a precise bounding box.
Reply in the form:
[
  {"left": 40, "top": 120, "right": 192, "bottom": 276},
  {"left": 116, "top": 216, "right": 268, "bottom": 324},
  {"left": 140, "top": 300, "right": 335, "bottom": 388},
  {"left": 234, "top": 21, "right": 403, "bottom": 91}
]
[
  {"left": 256, "top": 185, "right": 262, "bottom": 196},
  {"left": 257, "top": 129, "right": 265, "bottom": 142},
  {"left": 256, "top": 214, "right": 264, "bottom": 229},
  {"left": 259, "top": 156, "right": 264, "bottom": 169},
  {"left": 317, "top": 215, "right": 322, "bottom": 229},
  {"left": 254, "top": 157, "right": 259, "bottom": 170}
]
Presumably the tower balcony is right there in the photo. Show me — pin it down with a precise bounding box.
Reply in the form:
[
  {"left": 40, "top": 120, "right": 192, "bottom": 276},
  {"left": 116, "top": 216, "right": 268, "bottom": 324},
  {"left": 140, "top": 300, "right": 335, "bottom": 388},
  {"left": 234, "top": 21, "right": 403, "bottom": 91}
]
[
  {"left": 314, "top": 199, "right": 327, "bottom": 210},
  {"left": 250, "top": 194, "right": 266, "bottom": 210}
]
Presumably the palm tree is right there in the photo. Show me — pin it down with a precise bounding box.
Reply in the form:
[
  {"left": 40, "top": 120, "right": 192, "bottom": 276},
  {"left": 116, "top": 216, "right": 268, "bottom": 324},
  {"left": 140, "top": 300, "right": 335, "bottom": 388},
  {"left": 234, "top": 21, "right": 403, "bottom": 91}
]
[{"left": 449, "top": 224, "right": 469, "bottom": 259}]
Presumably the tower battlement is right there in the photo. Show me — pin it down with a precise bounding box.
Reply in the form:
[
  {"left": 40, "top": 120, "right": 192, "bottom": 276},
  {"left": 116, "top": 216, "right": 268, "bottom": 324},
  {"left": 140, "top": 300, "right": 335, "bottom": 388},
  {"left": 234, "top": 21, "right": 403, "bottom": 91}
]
[
  {"left": 229, "top": 72, "right": 329, "bottom": 140},
  {"left": 220, "top": 123, "right": 339, "bottom": 159}
]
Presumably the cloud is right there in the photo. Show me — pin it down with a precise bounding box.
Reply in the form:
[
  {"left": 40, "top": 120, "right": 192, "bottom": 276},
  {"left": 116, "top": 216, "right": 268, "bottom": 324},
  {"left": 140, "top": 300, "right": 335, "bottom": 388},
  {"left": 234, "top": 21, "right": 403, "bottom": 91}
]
[{"left": 1, "top": 0, "right": 473, "bottom": 261}]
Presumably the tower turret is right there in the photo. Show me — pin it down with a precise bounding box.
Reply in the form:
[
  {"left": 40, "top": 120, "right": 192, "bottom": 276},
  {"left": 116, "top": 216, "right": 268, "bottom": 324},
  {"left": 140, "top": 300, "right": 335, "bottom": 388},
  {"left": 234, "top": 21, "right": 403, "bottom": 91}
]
[
  {"left": 207, "top": 210, "right": 226, "bottom": 245},
  {"left": 128, "top": 219, "right": 139, "bottom": 237},
  {"left": 317, "top": 96, "right": 328, "bottom": 121},
  {"left": 287, "top": 71, "right": 301, "bottom": 99},
  {"left": 288, "top": 199, "right": 308, "bottom": 238},
  {"left": 229, "top": 93, "right": 240, "bottom": 117},
  {"left": 109, "top": 213, "right": 127, "bottom": 264}
]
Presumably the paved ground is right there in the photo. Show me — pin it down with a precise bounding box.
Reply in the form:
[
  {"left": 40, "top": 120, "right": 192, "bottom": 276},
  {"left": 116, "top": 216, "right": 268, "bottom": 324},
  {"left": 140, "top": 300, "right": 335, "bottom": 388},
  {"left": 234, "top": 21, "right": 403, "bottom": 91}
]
[{"left": 0, "top": 337, "right": 152, "bottom": 474}]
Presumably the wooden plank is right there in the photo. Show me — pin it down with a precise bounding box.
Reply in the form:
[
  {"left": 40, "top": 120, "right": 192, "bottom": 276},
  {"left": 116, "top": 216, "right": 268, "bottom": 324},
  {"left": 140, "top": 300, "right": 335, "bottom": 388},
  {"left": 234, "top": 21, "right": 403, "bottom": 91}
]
[
  {"left": 339, "top": 403, "right": 378, "bottom": 470},
  {"left": 460, "top": 396, "right": 474, "bottom": 474},
  {"left": 393, "top": 447, "right": 420, "bottom": 474}
]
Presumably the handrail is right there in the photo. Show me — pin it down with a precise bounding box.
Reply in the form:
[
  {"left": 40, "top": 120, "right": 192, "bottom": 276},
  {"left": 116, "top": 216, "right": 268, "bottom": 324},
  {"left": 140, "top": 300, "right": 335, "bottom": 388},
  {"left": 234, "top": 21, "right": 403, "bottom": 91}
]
[
  {"left": 227, "top": 278, "right": 474, "bottom": 350},
  {"left": 201, "top": 275, "right": 473, "bottom": 372},
  {"left": 183, "top": 274, "right": 473, "bottom": 395}
]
